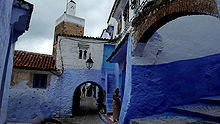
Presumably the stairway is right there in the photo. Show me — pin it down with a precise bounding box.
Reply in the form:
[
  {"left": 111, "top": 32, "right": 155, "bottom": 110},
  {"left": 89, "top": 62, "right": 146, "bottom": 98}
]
[{"left": 131, "top": 96, "right": 220, "bottom": 124}]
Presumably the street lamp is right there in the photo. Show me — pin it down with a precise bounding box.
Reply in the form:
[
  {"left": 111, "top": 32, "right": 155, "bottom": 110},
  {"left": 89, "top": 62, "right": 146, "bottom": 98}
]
[{"left": 86, "top": 53, "right": 94, "bottom": 69}]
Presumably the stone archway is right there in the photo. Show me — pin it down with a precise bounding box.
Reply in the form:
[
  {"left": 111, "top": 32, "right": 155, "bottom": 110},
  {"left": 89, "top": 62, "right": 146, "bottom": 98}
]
[
  {"left": 72, "top": 81, "right": 106, "bottom": 116},
  {"left": 133, "top": 0, "right": 219, "bottom": 43}
]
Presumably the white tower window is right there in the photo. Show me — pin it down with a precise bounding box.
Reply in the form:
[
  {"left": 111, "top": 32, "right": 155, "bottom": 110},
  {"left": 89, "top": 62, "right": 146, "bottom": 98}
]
[
  {"left": 79, "top": 50, "right": 83, "bottom": 59},
  {"left": 83, "top": 50, "right": 87, "bottom": 60}
]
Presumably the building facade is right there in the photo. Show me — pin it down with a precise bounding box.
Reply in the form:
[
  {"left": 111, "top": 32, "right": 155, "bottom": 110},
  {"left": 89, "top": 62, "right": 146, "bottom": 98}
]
[
  {"left": 104, "top": 0, "right": 220, "bottom": 123},
  {"left": 7, "top": 51, "right": 58, "bottom": 123},
  {"left": 0, "top": 0, "right": 33, "bottom": 123},
  {"left": 7, "top": 1, "right": 117, "bottom": 123}
]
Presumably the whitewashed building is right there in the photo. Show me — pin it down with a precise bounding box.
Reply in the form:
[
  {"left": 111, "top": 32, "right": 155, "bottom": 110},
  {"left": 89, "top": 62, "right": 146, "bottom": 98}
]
[{"left": 7, "top": 0, "right": 116, "bottom": 123}]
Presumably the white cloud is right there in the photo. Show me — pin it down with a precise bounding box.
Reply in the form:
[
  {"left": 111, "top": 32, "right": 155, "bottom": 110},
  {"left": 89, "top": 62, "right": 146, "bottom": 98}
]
[{"left": 15, "top": 38, "right": 53, "bottom": 55}]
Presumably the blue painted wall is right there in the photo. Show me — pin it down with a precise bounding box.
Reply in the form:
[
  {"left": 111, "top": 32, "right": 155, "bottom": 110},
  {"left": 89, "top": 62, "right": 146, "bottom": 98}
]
[
  {"left": 102, "top": 44, "right": 117, "bottom": 112},
  {"left": 122, "top": 53, "right": 220, "bottom": 123},
  {"left": 102, "top": 44, "right": 115, "bottom": 69},
  {"left": 0, "top": 0, "right": 16, "bottom": 123},
  {"left": 119, "top": 35, "right": 132, "bottom": 124},
  {"left": 7, "top": 69, "right": 104, "bottom": 123},
  {"left": 0, "top": 0, "right": 32, "bottom": 123}
]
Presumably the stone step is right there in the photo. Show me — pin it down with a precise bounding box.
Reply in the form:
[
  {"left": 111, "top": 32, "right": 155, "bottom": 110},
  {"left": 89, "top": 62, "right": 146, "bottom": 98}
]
[
  {"left": 172, "top": 104, "right": 220, "bottom": 122},
  {"left": 130, "top": 113, "right": 202, "bottom": 124},
  {"left": 201, "top": 96, "right": 220, "bottom": 105}
]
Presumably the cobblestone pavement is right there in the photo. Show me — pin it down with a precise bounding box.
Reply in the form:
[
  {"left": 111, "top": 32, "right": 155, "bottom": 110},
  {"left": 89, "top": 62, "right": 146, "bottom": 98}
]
[{"left": 56, "top": 97, "right": 104, "bottom": 124}]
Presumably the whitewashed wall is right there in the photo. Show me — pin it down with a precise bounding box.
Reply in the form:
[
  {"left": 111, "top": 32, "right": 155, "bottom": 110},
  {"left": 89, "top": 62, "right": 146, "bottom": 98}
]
[
  {"left": 57, "top": 36, "right": 106, "bottom": 70},
  {"left": 132, "top": 15, "right": 220, "bottom": 65},
  {"left": 56, "top": 13, "right": 85, "bottom": 27}
]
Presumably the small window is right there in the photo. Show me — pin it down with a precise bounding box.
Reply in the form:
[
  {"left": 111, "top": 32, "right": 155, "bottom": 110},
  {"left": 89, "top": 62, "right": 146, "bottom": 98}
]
[
  {"left": 83, "top": 50, "right": 87, "bottom": 60},
  {"left": 117, "top": 16, "right": 122, "bottom": 34},
  {"left": 33, "top": 74, "right": 47, "bottom": 88},
  {"left": 79, "top": 50, "right": 83, "bottom": 59}
]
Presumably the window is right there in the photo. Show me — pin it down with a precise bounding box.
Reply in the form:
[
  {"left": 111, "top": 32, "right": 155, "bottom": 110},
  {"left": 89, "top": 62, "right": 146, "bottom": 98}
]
[
  {"left": 123, "top": 3, "right": 129, "bottom": 25},
  {"left": 79, "top": 50, "right": 83, "bottom": 59},
  {"left": 83, "top": 50, "right": 87, "bottom": 60},
  {"left": 117, "top": 16, "right": 122, "bottom": 34},
  {"left": 33, "top": 74, "right": 47, "bottom": 88}
]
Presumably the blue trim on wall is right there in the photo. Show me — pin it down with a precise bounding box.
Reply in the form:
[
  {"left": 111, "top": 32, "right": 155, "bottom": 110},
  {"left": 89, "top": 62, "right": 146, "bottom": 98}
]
[{"left": 123, "top": 53, "right": 220, "bottom": 123}]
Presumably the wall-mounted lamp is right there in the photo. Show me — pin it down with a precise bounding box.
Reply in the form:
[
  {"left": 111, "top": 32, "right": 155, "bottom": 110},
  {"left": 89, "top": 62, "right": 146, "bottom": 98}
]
[{"left": 86, "top": 53, "right": 94, "bottom": 69}]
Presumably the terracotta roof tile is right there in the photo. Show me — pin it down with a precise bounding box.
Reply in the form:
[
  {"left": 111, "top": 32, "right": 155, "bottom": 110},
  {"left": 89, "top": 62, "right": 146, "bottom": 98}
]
[
  {"left": 57, "top": 34, "right": 113, "bottom": 41},
  {"left": 13, "top": 50, "right": 56, "bottom": 71}
]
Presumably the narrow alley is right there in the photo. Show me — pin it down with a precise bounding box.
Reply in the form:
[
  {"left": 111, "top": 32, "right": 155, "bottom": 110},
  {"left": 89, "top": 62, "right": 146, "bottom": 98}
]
[{"left": 46, "top": 97, "right": 104, "bottom": 124}]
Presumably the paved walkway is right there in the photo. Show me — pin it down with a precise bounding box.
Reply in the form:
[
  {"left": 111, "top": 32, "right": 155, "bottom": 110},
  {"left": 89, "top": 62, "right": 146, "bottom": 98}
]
[{"left": 55, "top": 97, "right": 104, "bottom": 124}]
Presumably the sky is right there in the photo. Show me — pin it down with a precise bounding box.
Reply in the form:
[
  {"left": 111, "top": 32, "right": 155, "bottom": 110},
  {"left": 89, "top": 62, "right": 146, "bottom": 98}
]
[{"left": 15, "top": 0, "right": 115, "bottom": 54}]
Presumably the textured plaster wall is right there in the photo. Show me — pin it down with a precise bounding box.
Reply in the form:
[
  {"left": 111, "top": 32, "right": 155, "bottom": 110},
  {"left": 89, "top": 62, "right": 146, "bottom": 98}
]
[
  {"left": 59, "top": 69, "right": 104, "bottom": 116},
  {"left": 7, "top": 74, "right": 60, "bottom": 123},
  {"left": 57, "top": 36, "right": 105, "bottom": 70},
  {"left": 105, "top": 70, "right": 116, "bottom": 112},
  {"left": 0, "top": 0, "right": 13, "bottom": 84},
  {"left": 102, "top": 44, "right": 117, "bottom": 112},
  {"left": 1, "top": 44, "right": 15, "bottom": 124},
  {"left": 124, "top": 54, "right": 220, "bottom": 123},
  {"left": 56, "top": 13, "right": 85, "bottom": 27},
  {"left": 121, "top": 15, "right": 220, "bottom": 123},
  {"left": 132, "top": 16, "right": 220, "bottom": 65},
  {"left": 7, "top": 69, "right": 104, "bottom": 123},
  {"left": 0, "top": 0, "right": 13, "bottom": 123},
  {"left": 119, "top": 35, "right": 132, "bottom": 124}
]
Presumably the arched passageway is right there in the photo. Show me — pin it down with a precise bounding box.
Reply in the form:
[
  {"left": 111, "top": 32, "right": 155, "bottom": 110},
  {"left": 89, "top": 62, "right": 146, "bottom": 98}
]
[
  {"left": 72, "top": 81, "right": 106, "bottom": 117},
  {"left": 133, "top": 0, "right": 219, "bottom": 43},
  {"left": 121, "top": 14, "right": 220, "bottom": 123}
]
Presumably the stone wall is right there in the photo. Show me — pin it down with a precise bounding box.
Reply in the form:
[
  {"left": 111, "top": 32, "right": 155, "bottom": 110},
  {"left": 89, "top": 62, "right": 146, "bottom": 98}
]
[{"left": 55, "top": 21, "right": 84, "bottom": 38}]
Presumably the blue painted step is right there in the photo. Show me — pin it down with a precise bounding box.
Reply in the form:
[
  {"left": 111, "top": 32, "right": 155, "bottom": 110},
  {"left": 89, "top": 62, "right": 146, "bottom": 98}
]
[
  {"left": 130, "top": 112, "right": 202, "bottom": 124},
  {"left": 201, "top": 96, "right": 220, "bottom": 105},
  {"left": 172, "top": 103, "right": 220, "bottom": 122}
]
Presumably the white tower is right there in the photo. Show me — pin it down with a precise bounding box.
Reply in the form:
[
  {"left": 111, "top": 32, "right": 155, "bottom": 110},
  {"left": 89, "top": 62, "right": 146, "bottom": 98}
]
[
  {"left": 53, "top": 0, "right": 85, "bottom": 56},
  {"left": 66, "top": 0, "right": 76, "bottom": 16}
]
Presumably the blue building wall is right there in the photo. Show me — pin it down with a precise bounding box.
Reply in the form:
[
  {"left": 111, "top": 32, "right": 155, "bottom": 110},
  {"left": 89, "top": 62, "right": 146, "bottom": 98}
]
[
  {"left": 101, "top": 44, "right": 116, "bottom": 112},
  {"left": 118, "top": 15, "right": 220, "bottom": 123},
  {"left": 7, "top": 75, "right": 60, "bottom": 123},
  {"left": 7, "top": 69, "right": 103, "bottom": 123},
  {"left": 122, "top": 54, "right": 220, "bottom": 123},
  {"left": 102, "top": 44, "right": 115, "bottom": 69},
  {"left": 0, "top": 0, "right": 21, "bottom": 123},
  {"left": 119, "top": 35, "right": 132, "bottom": 124}
]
